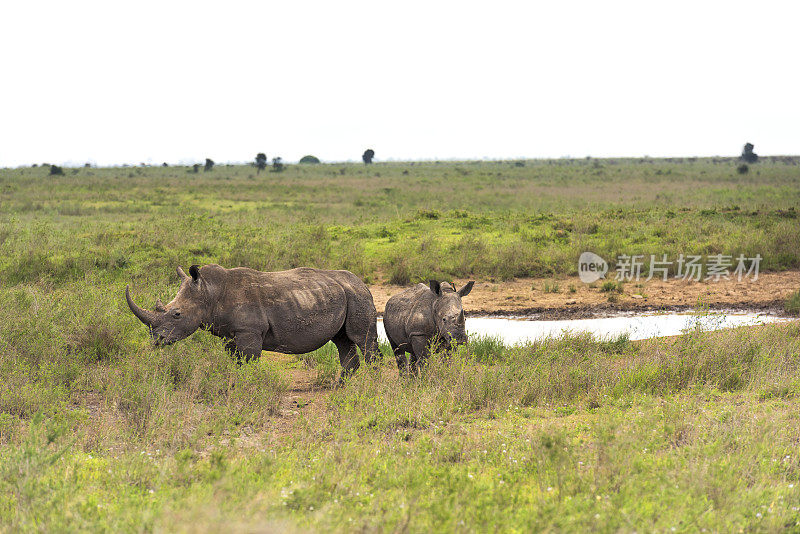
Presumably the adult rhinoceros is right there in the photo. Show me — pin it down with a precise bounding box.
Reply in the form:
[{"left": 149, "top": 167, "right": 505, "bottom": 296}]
[{"left": 126, "top": 264, "right": 379, "bottom": 375}]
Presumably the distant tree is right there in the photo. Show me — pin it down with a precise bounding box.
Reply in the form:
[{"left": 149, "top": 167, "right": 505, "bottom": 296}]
[
  {"left": 271, "top": 157, "right": 285, "bottom": 172},
  {"left": 737, "top": 163, "right": 749, "bottom": 174},
  {"left": 192, "top": 164, "right": 200, "bottom": 173},
  {"left": 299, "top": 155, "right": 321, "bottom": 164},
  {"left": 741, "top": 143, "right": 759, "bottom": 163},
  {"left": 255, "top": 153, "right": 267, "bottom": 173},
  {"left": 362, "top": 149, "right": 375, "bottom": 165},
  {"left": 204, "top": 158, "right": 215, "bottom": 172},
  {"left": 162, "top": 162, "right": 169, "bottom": 167},
  {"left": 31, "top": 164, "right": 38, "bottom": 168},
  {"left": 49, "top": 165, "right": 64, "bottom": 176},
  {"left": 84, "top": 162, "right": 91, "bottom": 168}
]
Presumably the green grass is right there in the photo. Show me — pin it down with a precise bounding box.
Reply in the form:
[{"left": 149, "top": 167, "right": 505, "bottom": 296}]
[
  {"left": 1, "top": 157, "right": 800, "bottom": 531},
  {"left": 786, "top": 290, "right": 800, "bottom": 316},
  {"left": 1, "top": 308, "right": 800, "bottom": 531},
  {"left": 1, "top": 157, "right": 799, "bottom": 287}
]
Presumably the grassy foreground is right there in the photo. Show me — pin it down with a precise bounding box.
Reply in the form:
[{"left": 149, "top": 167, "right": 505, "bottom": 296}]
[
  {"left": 1, "top": 158, "right": 800, "bottom": 531},
  {"left": 1, "top": 278, "right": 800, "bottom": 531}
]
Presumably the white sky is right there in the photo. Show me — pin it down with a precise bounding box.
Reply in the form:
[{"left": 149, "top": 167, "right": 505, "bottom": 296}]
[{"left": 1, "top": 1, "right": 798, "bottom": 166}]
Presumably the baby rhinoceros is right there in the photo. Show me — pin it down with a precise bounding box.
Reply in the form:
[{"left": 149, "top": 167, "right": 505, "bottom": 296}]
[{"left": 383, "top": 280, "right": 474, "bottom": 375}]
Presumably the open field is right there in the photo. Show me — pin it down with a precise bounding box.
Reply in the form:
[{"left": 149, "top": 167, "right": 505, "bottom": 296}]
[
  {"left": 1, "top": 157, "right": 799, "bottom": 290},
  {"left": 3, "top": 315, "right": 800, "bottom": 531},
  {"left": 1, "top": 158, "right": 800, "bottom": 531}
]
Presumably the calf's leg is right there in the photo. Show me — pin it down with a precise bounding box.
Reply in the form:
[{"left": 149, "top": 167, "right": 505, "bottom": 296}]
[{"left": 409, "top": 335, "right": 430, "bottom": 376}]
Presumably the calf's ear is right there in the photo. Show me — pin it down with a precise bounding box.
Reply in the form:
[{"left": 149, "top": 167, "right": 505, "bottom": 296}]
[
  {"left": 189, "top": 265, "right": 201, "bottom": 282},
  {"left": 429, "top": 280, "right": 441, "bottom": 296},
  {"left": 458, "top": 281, "right": 475, "bottom": 297}
]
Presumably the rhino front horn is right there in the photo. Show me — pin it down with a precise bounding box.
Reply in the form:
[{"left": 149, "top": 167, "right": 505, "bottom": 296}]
[{"left": 126, "top": 286, "right": 157, "bottom": 327}]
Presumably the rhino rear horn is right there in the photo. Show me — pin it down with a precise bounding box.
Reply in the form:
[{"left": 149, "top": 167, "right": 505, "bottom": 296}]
[{"left": 126, "top": 286, "right": 157, "bottom": 327}]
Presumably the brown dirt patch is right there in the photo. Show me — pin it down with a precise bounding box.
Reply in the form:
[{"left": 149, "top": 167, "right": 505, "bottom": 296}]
[{"left": 370, "top": 270, "right": 800, "bottom": 319}]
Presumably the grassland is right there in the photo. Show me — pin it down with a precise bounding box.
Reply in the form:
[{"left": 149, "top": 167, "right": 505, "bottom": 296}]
[
  {"left": 1, "top": 157, "right": 799, "bottom": 290},
  {"left": 1, "top": 157, "right": 800, "bottom": 531}
]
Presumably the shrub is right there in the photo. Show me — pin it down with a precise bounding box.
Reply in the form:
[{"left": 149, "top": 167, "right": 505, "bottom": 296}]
[
  {"left": 225, "top": 361, "right": 287, "bottom": 423},
  {"left": 741, "top": 142, "right": 758, "bottom": 163},
  {"left": 299, "top": 342, "right": 340, "bottom": 387},
  {"left": 299, "top": 155, "right": 320, "bottom": 164},
  {"left": 786, "top": 289, "right": 800, "bottom": 316},
  {"left": 67, "top": 322, "right": 125, "bottom": 363},
  {"left": 600, "top": 280, "right": 622, "bottom": 293},
  {"left": 543, "top": 281, "right": 560, "bottom": 293},
  {"left": 255, "top": 153, "right": 267, "bottom": 172},
  {"left": 416, "top": 208, "right": 440, "bottom": 220},
  {"left": 387, "top": 255, "right": 412, "bottom": 285}
]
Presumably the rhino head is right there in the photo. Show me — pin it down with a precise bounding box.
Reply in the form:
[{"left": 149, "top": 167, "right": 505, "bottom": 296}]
[
  {"left": 429, "top": 279, "right": 474, "bottom": 346},
  {"left": 126, "top": 265, "right": 210, "bottom": 346}
]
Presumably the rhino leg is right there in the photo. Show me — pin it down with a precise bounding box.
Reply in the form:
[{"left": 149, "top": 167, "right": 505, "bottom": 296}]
[
  {"left": 359, "top": 322, "right": 380, "bottom": 366},
  {"left": 409, "top": 336, "right": 434, "bottom": 376},
  {"left": 391, "top": 340, "right": 411, "bottom": 376},
  {"left": 224, "top": 339, "right": 241, "bottom": 363},
  {"left": 342, "top": 297, "right": 379, "bottom": 365},
  {"left": 229, "top": 331, "right": 263, "bottom": 365},
  {"left": 333, "top": 329, "right": 360, "bottom": 379}
]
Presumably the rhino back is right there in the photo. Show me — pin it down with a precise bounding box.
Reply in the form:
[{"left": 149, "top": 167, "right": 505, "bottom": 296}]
[{"left": 210, "top": 267, "right": 363, "bottom": 353}]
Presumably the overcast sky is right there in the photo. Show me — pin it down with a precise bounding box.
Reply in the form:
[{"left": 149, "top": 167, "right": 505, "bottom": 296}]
[{"left": 1, "top": 1, "right": 798, "bottom": 167}]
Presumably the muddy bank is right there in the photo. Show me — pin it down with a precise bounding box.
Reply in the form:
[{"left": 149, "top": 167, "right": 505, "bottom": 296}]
[
  {"left": 464, "top": 301, "right": 788, "bottom": 320},
  {"left": 370, "top": 270, "right": 800, "bottom": 319}
]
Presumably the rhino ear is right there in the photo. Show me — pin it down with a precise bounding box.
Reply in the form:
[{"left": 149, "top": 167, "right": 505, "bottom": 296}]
[
  {"left": 154, "top": 298, "right": 166, "bottom": 312},
  {"left": 458, "top": 281, "right": 475, "bottom": 298},
  {"left": 189, "top": 264, "right": 201, "bottom": 282},
  {"left": 429, "top": 280, "right": 441, "bottom": 296}
]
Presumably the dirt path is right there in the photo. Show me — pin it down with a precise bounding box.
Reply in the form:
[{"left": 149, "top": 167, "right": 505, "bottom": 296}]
[{"left": 370, "top": 270, "right": 800, "bottom": 319}]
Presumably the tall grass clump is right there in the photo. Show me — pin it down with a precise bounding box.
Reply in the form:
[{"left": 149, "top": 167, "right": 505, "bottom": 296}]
[
  {"left": 467, "top": 334, "right": 507, "bottom": 363},
  {"left": 299, "top": 342, "right": 341, "bottom": 387},
  {"left": 786, "top": 289, "right": 800, "bottom": 316},
  {"left": 324, "top": 324, "right": 800, "bottom": 435},
  {"left": 225, "top": 361, "right": 287, "bottom": 424}
]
